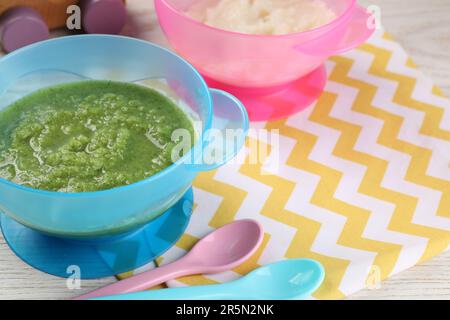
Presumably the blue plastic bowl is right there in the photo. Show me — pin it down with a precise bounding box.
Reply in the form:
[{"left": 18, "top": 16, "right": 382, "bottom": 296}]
[{"left": 0, "top": 35, "right": 248, "bottom": 238}]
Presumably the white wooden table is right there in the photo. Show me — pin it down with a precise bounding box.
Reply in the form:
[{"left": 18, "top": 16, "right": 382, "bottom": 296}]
[{"left": 0, "top": 0, "right": 449, "bottom": 300}]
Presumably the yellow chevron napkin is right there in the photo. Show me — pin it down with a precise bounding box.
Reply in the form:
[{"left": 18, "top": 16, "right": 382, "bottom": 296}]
[{"left": 144, "top": 29, "right": 450, "bottom": 299}]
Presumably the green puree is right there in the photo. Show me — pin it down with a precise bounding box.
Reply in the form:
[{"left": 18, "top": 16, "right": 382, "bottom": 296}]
[{"left": 0, "top": 80, "right": 195, "bottom": 192}]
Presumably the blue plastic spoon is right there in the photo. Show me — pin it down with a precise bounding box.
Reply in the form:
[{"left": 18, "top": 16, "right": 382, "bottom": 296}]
[{"left": 94, "top": 259, "right": 325, "bottom": 300}]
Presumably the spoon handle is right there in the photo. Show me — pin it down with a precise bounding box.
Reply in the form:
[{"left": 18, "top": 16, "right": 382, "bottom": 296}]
[
  {"left": 75, "top": 257, "right": 196, "bottom": 300},
  {"left": 93, "top": 283, "right": 240, "bottom": 300}
]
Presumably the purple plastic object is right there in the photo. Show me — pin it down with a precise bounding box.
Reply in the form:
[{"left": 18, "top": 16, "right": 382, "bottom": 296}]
[
  {"left": 0, "top": 7, "right": 49, "bottom": 53},
  {"left": 81, "top": 0, "right": 126, "bottom": 34}
]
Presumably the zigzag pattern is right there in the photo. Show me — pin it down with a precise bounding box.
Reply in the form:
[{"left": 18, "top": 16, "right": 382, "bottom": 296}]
[
  {"left": 376, "top": 42, "right": 450, "bottom": 144},
  {"left": 238, "top": 137, "right": 350, "bottom": 299},
  {"left": 326, "top": 54, "right": 450, "bottom": 262},
  {"left": 319, "top": 76, "right": 431, "bottom": 274},
  {"left": 194, "top": 171, "right": 248, "bottom": 227},
  {"left": 282, "top": 88, "right": 429, "bottom": 279},
  {"left": 340, "top": 49, "right": 450, "bottom": 226},
  {"left": 376, "top": 34, "right": 450, "bottom": 141},
  {"left": 353, "top": 45, "right": 450, "bottom": 220}
]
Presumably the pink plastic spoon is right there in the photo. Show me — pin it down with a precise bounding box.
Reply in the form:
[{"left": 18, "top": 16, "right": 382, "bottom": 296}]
[{"left": 75, "top": 219, "right": 263, "bottom": 300}]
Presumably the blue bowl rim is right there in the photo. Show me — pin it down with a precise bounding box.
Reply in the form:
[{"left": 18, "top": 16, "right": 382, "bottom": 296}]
[{"left": 0, "top": 34, "right": 213, "bottom": 198}]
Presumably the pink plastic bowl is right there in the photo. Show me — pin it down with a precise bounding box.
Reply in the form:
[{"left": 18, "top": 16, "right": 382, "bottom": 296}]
[
  {"left": 155, "top": 0, "right": 375, "bottom": 121},
  {"left": 155, "top": 0, "right": 374, "bottom": 120}
]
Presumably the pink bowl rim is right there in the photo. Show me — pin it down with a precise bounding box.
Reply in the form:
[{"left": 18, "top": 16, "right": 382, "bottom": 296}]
[{"left": 158, "top": 0, "right": 357, "bottom": 39}]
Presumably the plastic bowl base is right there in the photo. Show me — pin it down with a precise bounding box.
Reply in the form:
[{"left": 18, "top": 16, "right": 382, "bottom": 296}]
[
  {"left": 205, "top": 65, "right": 327, "bottom": 122},
  {"left": 0, "top": 188, "right": 193, "bottom": 279}
]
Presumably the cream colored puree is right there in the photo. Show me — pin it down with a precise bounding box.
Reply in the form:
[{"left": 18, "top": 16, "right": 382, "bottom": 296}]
[{"left": 188, "top": 0, "right": 337, "bottom": 35}]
